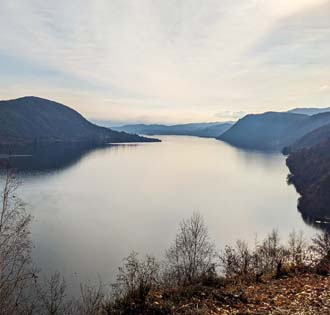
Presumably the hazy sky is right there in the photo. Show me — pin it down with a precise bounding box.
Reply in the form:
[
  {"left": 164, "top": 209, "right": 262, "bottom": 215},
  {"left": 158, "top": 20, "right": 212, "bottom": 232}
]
[{"left": 0, "top": 0, "right": 329, "bottom": 124}]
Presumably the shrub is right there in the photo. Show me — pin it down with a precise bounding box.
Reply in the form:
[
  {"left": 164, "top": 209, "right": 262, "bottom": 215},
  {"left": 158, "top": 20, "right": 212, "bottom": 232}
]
[
  {"left": 112, "top": 252, "right": 159, "bottom": 304},
  {"left": 311, "top": 231, "right": 330, "bottom": 275},
  {"left": 288, "top": 231, "right": 308, "bottom": 267},
  {"left": 254, "top": 230, "right": 288, "bottom": 278},
  {"left": 219, "top": 240, "right": 252, "bottom": 279}
]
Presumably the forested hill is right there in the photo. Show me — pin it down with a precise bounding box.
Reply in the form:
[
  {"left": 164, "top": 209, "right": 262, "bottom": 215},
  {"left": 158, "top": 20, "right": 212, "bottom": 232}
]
[
  {"left": 218, "top": 111, "right": 330, "bottom": 151},
  {"left": 217, "top": 112, "right": 307, "bottom": 150},
  {"left": 284, "top": 123, "right": 330, "bottom": 153},
  {"left": 287, "top": 140, "right": 330, "bottom": 221},
  {"left": 0, "top": 96, "right": 159, "bottom": 146}
]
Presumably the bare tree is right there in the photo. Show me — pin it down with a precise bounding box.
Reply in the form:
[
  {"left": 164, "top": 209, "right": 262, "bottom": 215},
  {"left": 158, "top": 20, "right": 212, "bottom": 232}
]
[
  {"left": 255, "top": 230, "right": 287, "bottom": 273},
  {"left": 311, "top": 231, "right": 330, "bottom": 259},
  {"left": 78, "top": 281, "right": 105, "bottom": 315},
  {"left": 311, "top": 231, "right": 330, "bottom": 275},
  {"left": 37, "top": 272, "right": 68, "bottom": 315},
  {"left": 219, "top": 245, "right": 239, "bottom": 278},
  {"left": 112, "top": 252, "right": 159, "bottom": 304},
  {"left": 165, "top": 213, "right": 216, "bottom": 285},
  {"left": 220, "top": 240, "right": 252, "bottom": 278},
  {"left": 288, "top": 231, "right": 308, "bottom": 266},
  {"left": 0, "top": 167, "right": 36, "bottom": 314}
]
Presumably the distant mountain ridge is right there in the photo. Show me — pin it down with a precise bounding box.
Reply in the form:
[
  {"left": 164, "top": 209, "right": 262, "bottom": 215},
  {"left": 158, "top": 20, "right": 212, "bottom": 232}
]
[
  {"left": 218, "top": 111, "right": 330, "bottom": 151},
  {"left": 0, "top": 96, "right": 158, "bottom": 148},
  {"left": 111, "top": 122, "right": 233, "bottom": 138},
  {"left": 287, "top": 107, "right": 330, "bottom": 115}
]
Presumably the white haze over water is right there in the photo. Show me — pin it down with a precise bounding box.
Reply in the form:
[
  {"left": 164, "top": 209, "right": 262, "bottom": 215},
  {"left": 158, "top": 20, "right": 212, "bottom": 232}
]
[{"left": 0, "top": 0, "right": 329, "bottom": 123}]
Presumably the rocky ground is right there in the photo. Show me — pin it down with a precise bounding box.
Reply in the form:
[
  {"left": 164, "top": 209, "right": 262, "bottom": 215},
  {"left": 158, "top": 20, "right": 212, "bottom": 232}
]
[{"left": 116, "top": 273, "right": 330, "bottom": 315}]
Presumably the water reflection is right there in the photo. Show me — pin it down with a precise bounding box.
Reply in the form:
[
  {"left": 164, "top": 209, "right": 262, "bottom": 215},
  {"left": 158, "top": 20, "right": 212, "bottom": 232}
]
[
  {"left": 300, "top": 212, "right": 330, "bottom": 232},
  {"left": 0, "top": 143, "right": 139, "bottom": 174},
  {"left": 0, "top": 136, "right": 318, "bottom": 294}
]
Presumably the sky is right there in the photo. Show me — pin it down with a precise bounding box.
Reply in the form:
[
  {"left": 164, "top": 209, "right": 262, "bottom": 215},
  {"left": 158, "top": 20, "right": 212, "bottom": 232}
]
[{"left": 0, "top": 0, "right": 330, "bottom": 124}]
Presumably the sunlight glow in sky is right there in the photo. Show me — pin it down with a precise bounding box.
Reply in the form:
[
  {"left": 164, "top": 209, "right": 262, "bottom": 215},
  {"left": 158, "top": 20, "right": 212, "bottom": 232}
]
[{"left": 0, "top": 0, "right": 329, "bottom": 124}]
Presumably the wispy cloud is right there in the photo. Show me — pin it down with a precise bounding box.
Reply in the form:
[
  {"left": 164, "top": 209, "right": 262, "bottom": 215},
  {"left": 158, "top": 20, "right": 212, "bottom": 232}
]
[{"left": 0, "top": 0, "right": 329, "bottom": 123}]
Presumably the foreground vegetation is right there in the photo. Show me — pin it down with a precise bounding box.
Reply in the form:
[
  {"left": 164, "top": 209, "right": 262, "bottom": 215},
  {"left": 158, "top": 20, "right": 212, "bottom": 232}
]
[{"left": 1, "top": 169, "right": 330, "bottom": 314}]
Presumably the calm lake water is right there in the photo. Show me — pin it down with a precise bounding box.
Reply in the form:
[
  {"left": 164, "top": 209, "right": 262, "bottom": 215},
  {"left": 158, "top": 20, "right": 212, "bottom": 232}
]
[{"left": 8, "top": 136, "right": 315, "bottom": 293}]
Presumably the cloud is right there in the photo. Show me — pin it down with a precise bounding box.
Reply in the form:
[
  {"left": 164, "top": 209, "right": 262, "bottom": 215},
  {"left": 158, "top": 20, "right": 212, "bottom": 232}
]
[
  {"left": 0, "top": 0, "right": 329, "bottom": 122},
  {"left": 319, "top": 84, "right": 330, "bottom": 91},
  {"left": 252, "top": 1, "right": 330, "bottom": 66}
]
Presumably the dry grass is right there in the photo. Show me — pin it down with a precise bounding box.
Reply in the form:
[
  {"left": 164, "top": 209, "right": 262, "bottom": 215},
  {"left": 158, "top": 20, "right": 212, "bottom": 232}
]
[{"left": 114, "top": 272, "right": 330, "bottom": 315}]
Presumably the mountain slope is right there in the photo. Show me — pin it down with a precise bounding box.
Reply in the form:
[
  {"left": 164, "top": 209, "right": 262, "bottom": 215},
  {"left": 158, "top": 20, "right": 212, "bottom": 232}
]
[
  {"left": 217, "top": 112, "right": 307, "bottom": 150},
  {"left": 0, "top": 96, "right": 158, "bottom": 146},
  {"left": 112, "top": 122, "right": 233, "bottom": 138},
  {"left": 284, "top": 123, "right": 330, "bottom": 153},
  {"left": 218, "top": 111, "right": 330, "bottom": 151},
  {"left": 282, "top": 112, "right": 330, "bottom": 150}
]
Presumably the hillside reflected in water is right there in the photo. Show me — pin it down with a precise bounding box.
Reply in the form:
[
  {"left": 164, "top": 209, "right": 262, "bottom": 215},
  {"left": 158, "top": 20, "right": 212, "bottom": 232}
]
[{"left": 0, "top": 143, "right": 138, "bottom": 174}]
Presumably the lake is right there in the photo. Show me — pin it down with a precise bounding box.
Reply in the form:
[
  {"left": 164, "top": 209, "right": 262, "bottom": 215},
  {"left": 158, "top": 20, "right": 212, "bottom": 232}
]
[{"left": 5, "top": 136, "right": 315, "bottom": 293}]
